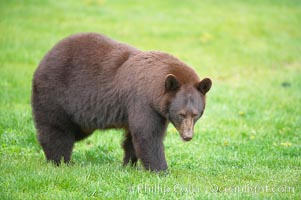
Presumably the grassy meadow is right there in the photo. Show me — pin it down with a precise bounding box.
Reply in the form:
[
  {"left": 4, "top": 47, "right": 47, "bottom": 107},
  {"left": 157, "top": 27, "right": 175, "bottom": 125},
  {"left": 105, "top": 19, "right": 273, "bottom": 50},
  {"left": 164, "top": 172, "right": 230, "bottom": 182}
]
[{"left": 0, "top": 0, "right": 300, "bottom": 199}]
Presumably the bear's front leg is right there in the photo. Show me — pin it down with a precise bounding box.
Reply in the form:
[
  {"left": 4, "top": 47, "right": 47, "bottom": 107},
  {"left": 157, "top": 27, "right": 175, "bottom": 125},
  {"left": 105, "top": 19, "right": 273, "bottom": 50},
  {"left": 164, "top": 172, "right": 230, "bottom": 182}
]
[
  {"left": 129, "top": 108, "right": 168, "bottom": 172},
  {"left": 133, "top": 134, "right": 167, "bottom": 172}
]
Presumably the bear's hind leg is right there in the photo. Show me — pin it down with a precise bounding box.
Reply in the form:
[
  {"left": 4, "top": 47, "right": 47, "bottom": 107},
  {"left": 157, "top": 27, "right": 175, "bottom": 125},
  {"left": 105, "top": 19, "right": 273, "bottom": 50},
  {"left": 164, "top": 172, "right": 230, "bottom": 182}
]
[
  {"left": 37, "top": 125, "right": 75, "bottom": 165},
  {"left": 122, "top": 131, "right": 138, "bottom": 166}
]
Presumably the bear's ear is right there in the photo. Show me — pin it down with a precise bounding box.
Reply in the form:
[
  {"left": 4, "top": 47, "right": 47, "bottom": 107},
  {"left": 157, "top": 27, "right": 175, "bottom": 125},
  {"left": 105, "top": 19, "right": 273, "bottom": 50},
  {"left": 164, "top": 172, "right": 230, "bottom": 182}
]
[
  {"left": 165, "top": 74, "right": 180, "bottom": 91},
  {"left": 198, "top": 78, "right": 212, "bottom": 95}
]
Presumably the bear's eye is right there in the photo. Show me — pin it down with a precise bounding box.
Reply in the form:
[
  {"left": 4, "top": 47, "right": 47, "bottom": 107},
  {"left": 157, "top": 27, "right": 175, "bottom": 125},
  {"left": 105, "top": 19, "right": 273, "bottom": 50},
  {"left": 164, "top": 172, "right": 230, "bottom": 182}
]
[
  {"left": 178, "top": 113, "right": 186, "bottom": 118},
  {"left": 192, "top": 113, "right": 198, "bottom": 118}
]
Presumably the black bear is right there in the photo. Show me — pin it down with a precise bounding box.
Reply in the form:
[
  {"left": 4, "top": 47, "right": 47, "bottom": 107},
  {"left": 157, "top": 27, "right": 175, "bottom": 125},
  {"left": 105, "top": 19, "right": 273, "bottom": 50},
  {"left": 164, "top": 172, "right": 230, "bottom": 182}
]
[{"left": 31, "top": 33, "right": 212, "bottom": 171}]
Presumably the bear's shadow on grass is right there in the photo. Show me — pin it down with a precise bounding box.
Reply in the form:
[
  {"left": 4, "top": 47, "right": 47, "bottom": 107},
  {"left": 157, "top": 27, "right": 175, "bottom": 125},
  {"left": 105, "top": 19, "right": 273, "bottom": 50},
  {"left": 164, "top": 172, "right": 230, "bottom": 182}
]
[
  {"left": 67, "top": 143, "right": 211, "bottom": 174},
  {"left": 70, "top": 150, "right": 206, "bottom": 175},
  {"left": 72, "top": 144, "right": 119, "bottom": 165}
]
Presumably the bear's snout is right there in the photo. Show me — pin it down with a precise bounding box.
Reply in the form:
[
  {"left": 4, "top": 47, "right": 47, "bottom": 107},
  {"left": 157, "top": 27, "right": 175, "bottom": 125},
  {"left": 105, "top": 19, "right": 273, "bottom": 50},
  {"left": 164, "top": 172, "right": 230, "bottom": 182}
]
[
  {"left": 178, "top": 118, "right": 194, "bottom": 142},
  {"left": 182, "top": 131, "right": 193, "bottom": 141}
]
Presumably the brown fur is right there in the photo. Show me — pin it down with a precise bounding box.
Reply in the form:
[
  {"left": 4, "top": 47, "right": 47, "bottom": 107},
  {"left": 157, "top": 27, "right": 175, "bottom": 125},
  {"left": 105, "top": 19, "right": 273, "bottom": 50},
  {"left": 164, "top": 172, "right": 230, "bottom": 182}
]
[{"left": 32, "top": 33, "right": 212, "bottom": 171}]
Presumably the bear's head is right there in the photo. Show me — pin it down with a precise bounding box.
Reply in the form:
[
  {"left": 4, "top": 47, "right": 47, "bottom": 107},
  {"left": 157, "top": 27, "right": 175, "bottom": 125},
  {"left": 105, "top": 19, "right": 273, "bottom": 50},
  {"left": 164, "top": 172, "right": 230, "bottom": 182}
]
[{"left": 165, "top": 74, "right": 212, "bottom": 141}]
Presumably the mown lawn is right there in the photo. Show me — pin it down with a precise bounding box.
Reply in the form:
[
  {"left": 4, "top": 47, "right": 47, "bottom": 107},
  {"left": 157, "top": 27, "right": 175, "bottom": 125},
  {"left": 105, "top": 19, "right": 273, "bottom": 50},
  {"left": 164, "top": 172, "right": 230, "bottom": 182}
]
[{"left": 0, "top": 0, "right": 300, "bottom": 199}]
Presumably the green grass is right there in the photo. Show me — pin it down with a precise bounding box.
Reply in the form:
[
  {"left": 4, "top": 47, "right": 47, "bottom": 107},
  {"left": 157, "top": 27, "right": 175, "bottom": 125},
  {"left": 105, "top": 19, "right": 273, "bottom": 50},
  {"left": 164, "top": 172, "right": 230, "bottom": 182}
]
[{"left": 1, "top": 0, "right": 300, "bottom": 199}]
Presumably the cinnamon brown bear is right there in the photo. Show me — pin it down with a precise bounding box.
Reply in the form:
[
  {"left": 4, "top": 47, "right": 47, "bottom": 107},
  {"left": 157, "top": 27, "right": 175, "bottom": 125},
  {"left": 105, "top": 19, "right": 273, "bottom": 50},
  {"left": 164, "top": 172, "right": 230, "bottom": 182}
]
[{"left": 32, "top": 33, "right": 212, "bottom": 171}]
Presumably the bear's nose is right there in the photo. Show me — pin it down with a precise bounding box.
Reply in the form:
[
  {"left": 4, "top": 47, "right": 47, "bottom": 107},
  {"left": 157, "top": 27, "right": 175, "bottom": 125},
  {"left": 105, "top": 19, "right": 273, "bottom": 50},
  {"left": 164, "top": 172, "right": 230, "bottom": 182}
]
[
  {"left": 182, "top": 136, "right": 192, "bottom": 141},
  {"left": 181, "top": 130, "right": 193, "bottom": 141}
]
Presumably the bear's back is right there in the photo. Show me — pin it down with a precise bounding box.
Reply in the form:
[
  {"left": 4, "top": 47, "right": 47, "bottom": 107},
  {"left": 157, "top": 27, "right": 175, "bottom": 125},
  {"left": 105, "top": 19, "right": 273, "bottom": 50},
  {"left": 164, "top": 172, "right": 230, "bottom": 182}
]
[{"left": 35, "top": 33, "right": 139, "bottom": 89}]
